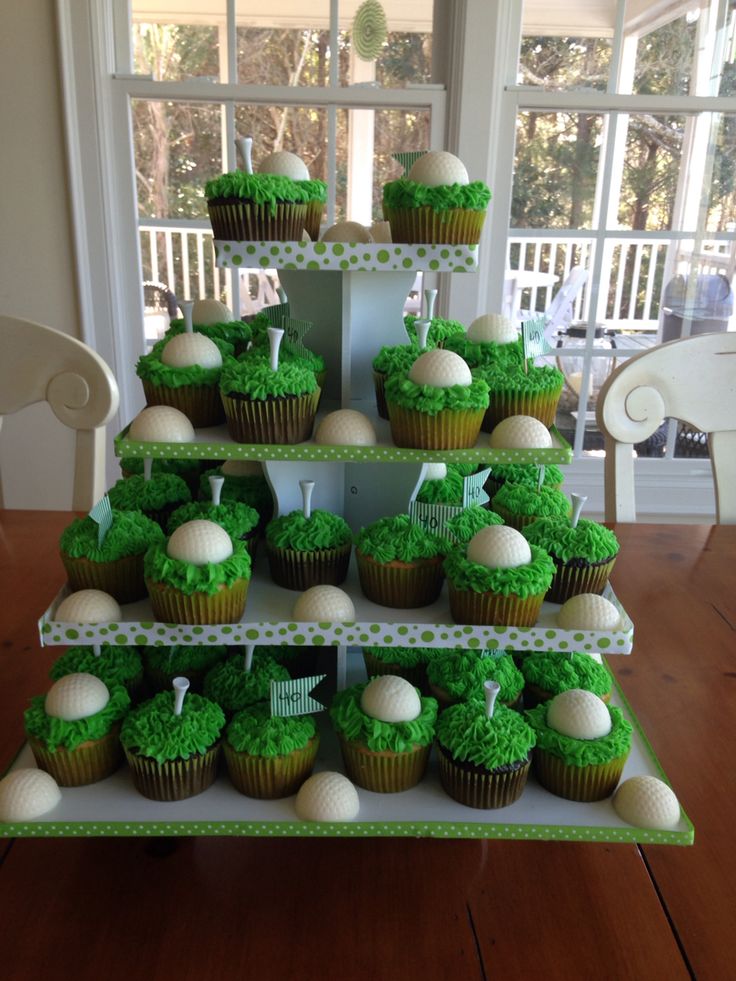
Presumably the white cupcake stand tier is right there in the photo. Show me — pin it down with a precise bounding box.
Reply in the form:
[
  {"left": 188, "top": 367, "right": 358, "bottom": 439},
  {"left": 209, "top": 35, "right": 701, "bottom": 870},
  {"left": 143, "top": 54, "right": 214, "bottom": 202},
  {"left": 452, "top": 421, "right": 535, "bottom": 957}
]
[{"left": 4, "top": 243, "right": 692, "bottom": 844}]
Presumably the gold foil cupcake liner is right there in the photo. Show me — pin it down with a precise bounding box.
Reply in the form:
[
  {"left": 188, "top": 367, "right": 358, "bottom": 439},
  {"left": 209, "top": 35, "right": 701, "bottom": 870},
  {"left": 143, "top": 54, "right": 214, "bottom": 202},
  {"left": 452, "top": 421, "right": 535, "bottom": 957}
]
[
  {"left": 222, "top": 389, "right": 320, "bottom": 444},
  {"left": 338, "top": 737, "right": 431, "bottom": 792},
  {"left": 208, "top": 201, "right": 308, "bottom": 241},
  {"left": 546, "top": 557, "right": 617, "bottom": 604},
  {"left": 448, "top": 583, "right": 545, "bottom": 627},
  {"left": 223, "top": 736, "right": 319, "bottom": 799},
  {"left": 304, "top": 200, "right": 325, "bottom": 241},
  {"left": 142, "top": 380, "right": 225, "bottom": 428},
  {"left": 29, "top": 728, "right": 123, "bottom": 787},
  {"left": 356, "top": 550, "right": 445, "bottom": 608},
  {"left": 146, "top": 578, "right": 249, "bottom": 625},
  {"left": 125, "top": 744, "right": 221, "bottom": 801},
  {"left": 266, "top": 541, "right": 352, "bottom": 590},
  {"left": 533, "top": 748, "right": 629, "bottom": 802},
  {"left": 362, "top": 652, "right": 426, "bottom": 689},
  {"left": 482, "top": 386, "right": 563, "bottom": 432},
  {"left": 373, "top": 371, "right": 389, "bottom": 420},
  {"left": 437, "top": 744, "right": 530, "bottom": 809},
  {"left": 62, "top": 552, "right": 148, "bottom": 604},
  {"left": 384, "top": 206, "right": 486, "bottom": 245},
  {"left": 387, "top": 403, "right": 485, "bottom": 450}
]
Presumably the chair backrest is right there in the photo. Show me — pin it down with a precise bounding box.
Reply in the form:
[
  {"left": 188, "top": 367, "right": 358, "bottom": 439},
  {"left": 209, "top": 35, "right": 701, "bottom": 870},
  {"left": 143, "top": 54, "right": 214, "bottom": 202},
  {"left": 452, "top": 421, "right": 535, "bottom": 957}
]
[
  {"left": 0, "top": 316, "right": 120, "bottom": 511},
  {"left": 545, "top": 266, "right": 589, "bottom": 331},
  {"left": 596, "top": 331, "right": 736, "bottom": 523}
]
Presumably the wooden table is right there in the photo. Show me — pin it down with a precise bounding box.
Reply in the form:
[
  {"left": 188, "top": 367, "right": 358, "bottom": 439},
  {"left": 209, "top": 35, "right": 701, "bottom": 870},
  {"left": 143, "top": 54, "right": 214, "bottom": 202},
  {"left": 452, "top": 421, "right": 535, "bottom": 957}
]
[{"left": 1, "top": 511, "right": 734, "bottom": 980}]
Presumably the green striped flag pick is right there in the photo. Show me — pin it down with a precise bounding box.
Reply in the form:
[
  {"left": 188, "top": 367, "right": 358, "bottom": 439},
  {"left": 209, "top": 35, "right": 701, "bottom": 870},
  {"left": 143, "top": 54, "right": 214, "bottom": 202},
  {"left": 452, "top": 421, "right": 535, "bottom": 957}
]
[
  {"left": 392, "top": 150, "right": 427, "bottom": 174},
  {"left": 282, "top": 317, "right": 313, "bottom": 358},
  {"left": 89, "top": 495, "right": 113, "bottom": 546},
  {"left": 462, "top": 468, "right": 491, "bottom": 507},
  {"left": 522, "top": 317, "right": 554, "bottom": 360},
  {"left": 264, "top": 301, "right": 290, "bottom": 328},
  {"left": 408, "top": 499, "right": 463, "bottom": 541},
  {"left": 270, "top": 675, "right": 327, "bottom": 717}
]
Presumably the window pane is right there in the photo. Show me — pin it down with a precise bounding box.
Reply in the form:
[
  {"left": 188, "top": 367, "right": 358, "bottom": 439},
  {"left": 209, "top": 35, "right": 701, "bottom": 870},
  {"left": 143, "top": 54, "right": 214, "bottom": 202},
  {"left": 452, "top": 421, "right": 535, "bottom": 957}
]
[
  {"left": 237, "top": 7, "right": 333, "bottom": 87},
  {"left": 233, "top": 104, "right": 329, "bottom": 184},
  {"left": 518, "top": 36, "right": 611, "bottom": 91},
  {"left": 617, "top": 113, "right": 684, "bottom": 232},
  {"left": 131, "top": 3, "right": 227, "bottom": 81},
  {"left": 632, "top": 13, "right": 698, "bottom": 97}
]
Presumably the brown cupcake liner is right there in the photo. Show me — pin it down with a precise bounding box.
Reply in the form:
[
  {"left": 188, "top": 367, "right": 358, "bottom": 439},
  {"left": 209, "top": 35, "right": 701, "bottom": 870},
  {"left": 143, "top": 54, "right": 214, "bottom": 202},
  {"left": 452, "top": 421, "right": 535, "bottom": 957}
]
[
  {"left": 373, "top": 371, "right": 389, "bottom": 420},
  {"left": 266, "top": 540, "right": 352, "bottom": 590},
  {"left": 146, "top": 578, "right": 249, "bottom": 625},
  {"left": 141, "top": 380, "right": 225, "bottom": 428},
  {"left": 523, "top": 682, "right": 612, "bottom": 710},
  {"left": 222, "top": 389, "right": 320, "bottom": 444},
  {"left": 304, "top": 200, "right": 325, "bottom": 241},
  {"left": 29, "top": 727, "right": 123, "bottom": 787},
  {"left": 481, "top": 387, "right": 563, "bottom": 433},
  {"left": 545, "top": 557, "right": 617, "bottom": 604},
  {"left": 448, "top": 582, "right": 545, "bottom": 627},
  {"left": 387, "top": 402, "right": 485, "bottom": 450},
  {"left": 125, "top": 744, "right": 221, "bottom": 801},
  {"left": 208, "top": 200, "right": 308, "bottom": 241},
  {"left": 384, "top": 206, "right": 486, "bottom": 245},
  {"left": 532, "top": 748, "right": 628, "bottom": 802},
  {"left": 356, "top": 550, "right": 444, "bottom": 608},
  {"left": 362, "top": 652, "right": 427, "bottom": 690},
  {"left": 437, "top": 743, "right": 531, "bottom": 809},
  {"left": 62, "top": 552, "right": 148, "bottom": 604},
  {"left": 223, "top": 736, "right": 319, "bottom": 799},
  {"left": 338, "top": 736, "right": 431, "bottom": 792}
]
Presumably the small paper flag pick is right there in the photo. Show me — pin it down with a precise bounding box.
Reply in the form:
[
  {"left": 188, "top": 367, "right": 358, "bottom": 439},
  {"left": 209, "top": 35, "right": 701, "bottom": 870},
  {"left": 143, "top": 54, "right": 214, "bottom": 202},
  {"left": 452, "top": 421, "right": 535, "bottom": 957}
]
[
  {"left": 282, "top": 317, "right": 313, "bottom": 359},
  {"left": 522, "top": 317, "right": 554, "bottom": 363},
  {"left": 462, "top": 468, "right": 491, "bottom": 508},
  {"left": 408, "top": 499, "right": 462, "bottom": 541},
  {"left": 270, "top": 676, "right": 327, "bottom": 717},
  {"left": 482, "top": 648, "right": 509, "bottom": 660},
  {"left": 89, "top": 495, "right": 113, "bottom": 547},
  {"left": 264, "top": 301, "right": 290, "bottom": 328},
  {"left": 391, "top": 150, "right": 427, "bottom": 174}
]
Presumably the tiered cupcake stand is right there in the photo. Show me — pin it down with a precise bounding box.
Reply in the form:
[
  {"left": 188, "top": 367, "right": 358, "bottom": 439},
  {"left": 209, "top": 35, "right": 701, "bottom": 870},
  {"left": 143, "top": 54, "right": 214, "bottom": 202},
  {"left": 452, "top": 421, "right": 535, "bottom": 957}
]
[{"left": 4, "top": 244, "right": 692, "bottom": 844}]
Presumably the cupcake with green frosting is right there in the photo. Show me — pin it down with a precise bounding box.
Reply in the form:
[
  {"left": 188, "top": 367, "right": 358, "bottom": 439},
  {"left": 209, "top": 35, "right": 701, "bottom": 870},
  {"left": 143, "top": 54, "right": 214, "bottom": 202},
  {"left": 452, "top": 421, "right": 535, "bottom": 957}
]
[
  {"left": 143, "top": 644, "right": 228, "bottom": 693},
  {"left": 25, "top": 679, "right": 131, "bottom": 786},
  {"left": 415, "top": 464, "right": 465, "bottom": 505},
  {"left": 484, "top": 463, "right": 564, "bottom": 501},
  {"left": 520, "top": 651, "right": 612, "bottom": 708},
  {"left": 50, "top": 646, "right": 144, "bottom": 700},
  {"left": 205, "top": 171, "right": 310, "bottom": 241},
  {"left": 168, "top": 499, "right": 260, "bottom": 559},
  {"left": 246, "top": 322, "right": 327, "bottom": 389},
  {"left": 371, "top": 341, "right": 426, "bottom": 419},
  {"left": 203, "top": 652, "right": 289, "bottom": 716},
  {"left": 474, "top": 362, "right": 564, "bottom": 432},
  {"left": 330, "top": 679, "right": 438, "bottom": 792},
  {"left": 523, "top": 517, "right": 620, "bottom": 603},
  {"left": 426, "top": 650, "right": 524, "bottom": 710},
  {"left": 107, "top": 473, "right": 192, "bottom": 531},
  {"left": 362, "top": 645, "right": 436, "bottom": 690},
  {"left": 445, "top": 504, "right": 504, "bottom": 546},
  {"left": 219, "top": 352, "right": 320, "bottom": 444},
  {"left": 444, "top": 333, "right": 525, "bottom": 370},
  {"left": 404, "top": 314, "right": 465, "bottom": 349},
  {"left": 526, "top": 692, "right": 632, "bottom": 801},
  {"left": 223, "top": 702, "right": 319, "bottom": 798},
  {"left": 119, "top": 456, "right": 202, "bottom": 497},
  {"left": 60, "top": 510, "right": 164, "bottom": 604},
  {"left": 355, "top": 514, "right": 449, "bottom": 608},
  {"left": 265, "top": 509, "right": 352, "bottom": 590},
  {"left": 382, "top": 173, "right": 491, "bottom": 245},
  {"left": 166, "top": 316, "right": 252, "bottom": 356},
  {"left": 121, "top": 686, "right": 226, "bottom": 801},
  {"left": 435, "top": 690, "right": 536, "bottom": 808},
  {"left": 199, "top": 463, "right": 273, "bottom": 531},
  {"left": 490, "top": 483, "right": 571, "bottom": 532}
]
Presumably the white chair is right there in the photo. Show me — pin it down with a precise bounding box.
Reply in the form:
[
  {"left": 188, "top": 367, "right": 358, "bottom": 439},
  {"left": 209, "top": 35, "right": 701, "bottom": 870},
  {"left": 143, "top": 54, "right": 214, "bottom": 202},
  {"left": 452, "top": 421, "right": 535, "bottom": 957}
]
[
  {"left": 0, "top": 315, "right": 120, "bottom": 510},
  {"left": 543, "top": 265, "right": 589, "bottom": 334},
  {"left": 596, "top": 332, "right": 736, "bottom": 523}
]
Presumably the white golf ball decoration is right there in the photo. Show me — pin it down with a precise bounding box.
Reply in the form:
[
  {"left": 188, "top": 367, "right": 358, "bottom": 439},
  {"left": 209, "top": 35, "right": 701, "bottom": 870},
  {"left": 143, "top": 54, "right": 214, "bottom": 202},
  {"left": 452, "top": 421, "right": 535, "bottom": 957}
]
[
  {"left": 259, "top": 150, "right": 310, "bottom": 181},
  {"left": 547, "top": 689, "right": 612, "bottom": 740},
  {"left": 424, "top": 462, "right": 447, "bottom": 481},
  {"left": 45, "top": 673, "right": 110, "bottom": 722},
  {"left": 0, "top": 769, "right": 62, "bottom": 822},
  {"left": 489, "top": 415, "right": 553, "bottom": 449},
  {"left": 314, "top": 409, "right": 377, "bottom": 446},
  {"left": 161, "top": 333, "right": 222, "bottom": 370},
  {"left": 360, "top": 675, "right": 421, "bottom": 723},
  {"left": 558, "top": 593, "right": 621, "bottom": 631},
  {"left": 128, "top": 406, "right": 195, "bottom": 443},
  {"left": 295, "top": 771, "right": 360, "bottom": 822},
  {"left": 292, "top": 585, "right": 355, "bottom": 621},
  {"left": 409, "top": 349, "right": 472, "bottom": 388},
  {"left": 167, "top": 520, "right": 234, "bottom": 566},
  {"left": 321, "top": 221, "right": 373, "bottom": 243},
  {"left": 55, "top": 590, "right": 121, "bottom": 623},
  {"left": 467, "top": 525, "right": 532, "bottom": 569},
  {"left": 409, "top": 151, "right": 469, "bottom": 187},
  {"left": 191, "top": 298, "right": 233, "bottom": 324},
  {"left": 221, "top": 460, "right": 263, "bottom": 477},
  {"left": 467, "top": 314, "right": 518, "bottom": 345},
  {"left": 613, "top": 776, "right": 681, "bottom": 830}
]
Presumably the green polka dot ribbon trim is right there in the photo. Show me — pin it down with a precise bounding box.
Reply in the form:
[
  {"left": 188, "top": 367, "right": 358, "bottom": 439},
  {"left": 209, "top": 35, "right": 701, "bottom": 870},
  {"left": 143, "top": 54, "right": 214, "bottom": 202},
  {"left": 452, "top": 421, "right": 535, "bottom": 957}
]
[{"left": 213, "top": 242, "right": 479, "bottom": 273}]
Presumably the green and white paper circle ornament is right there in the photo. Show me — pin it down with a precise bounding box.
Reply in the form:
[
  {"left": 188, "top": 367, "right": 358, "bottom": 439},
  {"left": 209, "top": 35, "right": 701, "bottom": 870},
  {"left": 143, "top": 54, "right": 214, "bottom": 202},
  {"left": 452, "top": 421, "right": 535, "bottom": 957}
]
[{"left": 352, "top": 0, "right": 388, "bottom": 61}]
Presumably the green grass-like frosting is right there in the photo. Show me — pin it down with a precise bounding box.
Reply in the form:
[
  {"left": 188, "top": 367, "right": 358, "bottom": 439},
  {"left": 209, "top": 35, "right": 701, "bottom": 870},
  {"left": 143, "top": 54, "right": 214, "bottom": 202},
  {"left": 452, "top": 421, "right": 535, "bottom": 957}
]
[
  {"left": 219, "top": 353, "right": 317, "bottom": 401},
  {"left": 120, "top": 690, "right": 225, "bottom": 764},
  {"left": 525, "top": 702, "right": 632, "bottom": 767},
  {"left": 488, "top": 463, "right": 564, "bottom": 489},
  {"left": 25, "top": 685, "right": 131, "bottom": 752},
  {"left": 372, "top": 342, "right": 425, "bottom": 376},
  {"left": 416, "top": 467, "right": 464, "bottom": 505},
  {"left": 385, "top": 372, "right": 489, "bottom": 416},
  {"left": 204, "top": 171, "right": 312, "bottom": 211},
  {"left": 427, "top": 650, "right": 523, "bottom": 703},
  {"left": 168, "top": 500, "right": 259, "bottom": 540},
  {"left": 120, "top": 456, "right": 201, "bottom": 480},
  {"left": 166, "top": 318, "right": 252, "bottom": 349},
  {"left": 60, "top": 510, "right": 164, "bottom": 562},
  {"left": 355, "top": 514, "right": 448, "bottom": 564},
  {"left": 444, "top": 334, "right": 525, "bottom": 369},
  {"left": 523, "top": 517, "right": 620, "bottom": 563},
  {"left": 363, "top": 645, "right": 437, "bottom": 668},
  {"left": 136, "top": 335, "right": 233, "bottom": 389},
  {"left": 198, "top": 468, "right": 272, "bottom": 513},
  {"left": 203, "top": 654, "right": 289, "bottom": 714},
  {"left": 474, "top": 361, "right": 564, "bottom": 395},
  {"left": 49, "top": 647, "right": 143, "bottom": 690},
  {"left": 443, "top": 544, "right": 554, "bottom": 597},
  {"left": 297, "top": 178, "right": 328, "bottom": 203},
  {"left": 266, "top": 510, "right": 352, "bottom": 552},
  {"left": 520, "top": 652, "right": 612, "bottom": 698},
  {"left": 330, "top": 682, "right": 437, "bottom": 752},
  {"left": 404, "top": 314, "right": 466, "bottom": 345},
  {"left": 226, "top": 702, "right": 317, "bottom": 757},
  {"left": 444, "top": 505, "right": 504, "bottom": 544},
  {"left": 491, "top": 483, "right": 571, "bottom": 520},
  {"left": 383, "top": 177, "right": 491, "bottom": 215},
  {"left": 108, "top": 474, "right": 191, "bottom": 512},
  {"left": 436, "top": 700, "right": 536, "bottom": 770},
  {"left": 144, "top": 538, "right": 251, "bottom": 596},
  {"left": 246, "top": 339, "right": 325, "bottom": 375},
  {"left": 144, "top": 644, "right": 228, "bottom": 676}
]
